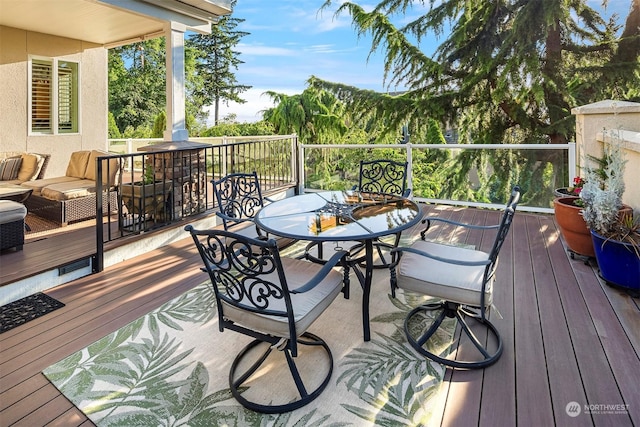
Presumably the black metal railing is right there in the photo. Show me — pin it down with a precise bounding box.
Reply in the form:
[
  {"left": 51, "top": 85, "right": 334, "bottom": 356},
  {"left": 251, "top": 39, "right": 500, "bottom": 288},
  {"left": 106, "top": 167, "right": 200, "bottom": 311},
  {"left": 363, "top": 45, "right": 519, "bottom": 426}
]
[
  {"left": 93, "top": 136, "right": 574, "bottom": 271},
  {"left": 93, "top": 136, "right": 297, "bottom": 271}
]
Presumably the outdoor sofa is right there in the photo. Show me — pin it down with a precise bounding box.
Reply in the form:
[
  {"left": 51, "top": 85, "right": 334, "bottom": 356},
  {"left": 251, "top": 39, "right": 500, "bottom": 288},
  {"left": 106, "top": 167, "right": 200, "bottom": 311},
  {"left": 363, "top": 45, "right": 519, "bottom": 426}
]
[
  {"left": 0, "top": 152, "right": 50, "bottom": 184},
  {"left": 21, "top": 150, "right": 119, "bottom": 226}
]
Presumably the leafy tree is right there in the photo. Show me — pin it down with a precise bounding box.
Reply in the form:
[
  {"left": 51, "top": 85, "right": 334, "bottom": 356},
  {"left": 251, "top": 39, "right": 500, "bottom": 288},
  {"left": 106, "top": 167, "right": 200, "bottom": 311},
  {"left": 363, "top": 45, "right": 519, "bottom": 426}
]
[
  {"left": 189, "top": 0, "right": 251, "bottom": 126},
  {"left": 109, "top": 14, "right": 249, "bottom": 137},
  {"left": 308, "top": 0, "right": 639, "bottom": 206},
  {"left": 262, "top": 87, "right": 349, "bottom": 144},
  {"left": 202, "top": 119, "right": 275, "bottom": 137},
  {"left": 108, "top": 39, "right": 166, "bottom": 133},
  {"left": 151, "top": 111, "right": 166, "bottom": 138},
  {"left": 107, "top": 112, "right": 121, "bottom": 139},
  {"left": 313, "top": 0, "right": 640, "bottom": 145}
]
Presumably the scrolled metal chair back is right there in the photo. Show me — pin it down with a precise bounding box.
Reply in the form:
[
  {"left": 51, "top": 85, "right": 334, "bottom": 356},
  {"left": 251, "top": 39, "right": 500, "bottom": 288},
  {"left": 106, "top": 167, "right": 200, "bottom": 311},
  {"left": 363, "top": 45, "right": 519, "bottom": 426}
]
[
  {"left": 357, "top": 159, "right": 409, "bottom": 196},
  {"left": 213, "top": 172, "right": 264, "bottom": 229},
  {"left": 187, "top": 227, "right": 292, "bottom": 320}
]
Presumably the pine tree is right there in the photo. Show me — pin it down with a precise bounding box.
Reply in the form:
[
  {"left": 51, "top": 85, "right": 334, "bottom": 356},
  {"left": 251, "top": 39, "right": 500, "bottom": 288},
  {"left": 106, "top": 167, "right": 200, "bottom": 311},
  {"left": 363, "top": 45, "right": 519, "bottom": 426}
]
[
  {"left": 189, "top": 0, "right": 251, "bottom": 126},
  {"left": 311, "top": 0, "right": 640, "bottom": 145}
]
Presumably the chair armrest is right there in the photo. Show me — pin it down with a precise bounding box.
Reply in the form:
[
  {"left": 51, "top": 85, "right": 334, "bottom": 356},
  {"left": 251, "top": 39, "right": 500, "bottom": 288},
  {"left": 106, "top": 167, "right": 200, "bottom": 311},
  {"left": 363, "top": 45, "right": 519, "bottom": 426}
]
[
  {"left": 423, "top": 217, "right": 500, "bottom": 231},
  {"left": 390, "top": 246, "right": 490, "bottom": 267},
  {"left": 290, "top": 250, "right": 348, "bottom": 294}
]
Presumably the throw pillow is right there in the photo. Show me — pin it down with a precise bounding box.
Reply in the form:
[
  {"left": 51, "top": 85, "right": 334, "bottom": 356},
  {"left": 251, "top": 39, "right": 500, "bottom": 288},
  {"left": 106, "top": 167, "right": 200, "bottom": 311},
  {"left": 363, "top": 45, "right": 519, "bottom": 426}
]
[
  {"left": 0, "top": 157, "right": 23, "bottom": 181},
  {"left": 65, "top": 151, "right": 91, "bottom": 178},
  {"left": 84, "top": 150, "right": 119, "bottom": 186},
  {"left": 17, "top": 153, "right": 39, "bottom": 181}
]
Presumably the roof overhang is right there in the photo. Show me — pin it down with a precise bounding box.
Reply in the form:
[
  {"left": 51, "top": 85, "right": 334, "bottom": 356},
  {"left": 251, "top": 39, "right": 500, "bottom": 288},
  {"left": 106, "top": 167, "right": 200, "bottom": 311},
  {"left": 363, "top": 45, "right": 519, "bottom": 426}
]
[{"left": 0, "top": 0, "right": 232, "bottom": 47}]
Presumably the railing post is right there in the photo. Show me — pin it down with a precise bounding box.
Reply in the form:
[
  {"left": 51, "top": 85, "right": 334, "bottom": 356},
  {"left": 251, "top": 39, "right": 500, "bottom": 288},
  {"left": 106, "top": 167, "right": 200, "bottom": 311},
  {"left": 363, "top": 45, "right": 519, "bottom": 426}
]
[
  {"left": 95, "top": 157, "right": 104, "bottom": 273},
  {"left": 406, "top": 143, "right": 413, "bottom": 198},
  {"left": 568, "top": 142, "right": 576, "bottom": 183},
  {"left": 298, "top": 137, "right": 305, "bottom": 194},
  {"left": 222, "top": 136, "right": 228, "bottom": 176},
  {"left": 291, "top": 134, "right": 298, "bottom": 192}
]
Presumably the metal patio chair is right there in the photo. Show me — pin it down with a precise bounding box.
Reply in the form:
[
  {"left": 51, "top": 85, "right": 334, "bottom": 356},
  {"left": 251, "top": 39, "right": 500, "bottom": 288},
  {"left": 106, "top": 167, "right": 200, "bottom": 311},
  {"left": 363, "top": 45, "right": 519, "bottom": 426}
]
[
  {"left": 389, "top": 185, "right": 521, "bottom": 369},
  {"left": 305, "top": 159, "right": 412, "bottom": 266},
  {"left": 213, "top": 171, "right": 295, "bottom": 249},
  {"left": 186, "top": 226, "right": 347, "bottom": 413}
]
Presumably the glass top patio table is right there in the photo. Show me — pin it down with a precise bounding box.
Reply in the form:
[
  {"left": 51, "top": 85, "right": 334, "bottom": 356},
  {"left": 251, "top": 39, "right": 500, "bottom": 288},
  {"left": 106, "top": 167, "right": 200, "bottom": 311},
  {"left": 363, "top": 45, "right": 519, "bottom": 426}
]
[
  {"left": 255, "top": 190, "right": 422, "bottom": 341},
  {"left": 255, "top": 190, "right": 421, "bottom": 242}
]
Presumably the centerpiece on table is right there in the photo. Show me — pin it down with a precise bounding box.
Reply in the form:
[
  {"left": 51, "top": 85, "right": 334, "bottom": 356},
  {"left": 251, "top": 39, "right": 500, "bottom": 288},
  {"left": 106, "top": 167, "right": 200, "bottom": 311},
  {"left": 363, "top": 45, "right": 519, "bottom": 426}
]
[{"left": 580, "top": 131, "right": 639, "bottom": 293}]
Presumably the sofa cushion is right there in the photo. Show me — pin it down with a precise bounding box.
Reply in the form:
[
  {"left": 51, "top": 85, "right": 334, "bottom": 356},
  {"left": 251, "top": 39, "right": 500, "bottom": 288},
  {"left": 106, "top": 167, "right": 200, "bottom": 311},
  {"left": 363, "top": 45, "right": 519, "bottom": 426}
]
[
  {"left": 0, "top": 157, "right": 23, "bottom": 181},
  {"left": 84, "top": 150, "right": 119, "bottom": 186},
  {"left": 65, "top": 151, "right": 91, "bottom": 179},
  {"left": 20, "top": 176, "right": 78, "bottom": 196},
  {"left": 40, "top": 180, "right": 97, "bottom": 201}
]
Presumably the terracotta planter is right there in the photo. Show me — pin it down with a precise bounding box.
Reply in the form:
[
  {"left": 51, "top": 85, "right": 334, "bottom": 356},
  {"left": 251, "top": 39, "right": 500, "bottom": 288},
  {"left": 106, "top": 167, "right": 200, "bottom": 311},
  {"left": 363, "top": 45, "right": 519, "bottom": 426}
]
[
  {"left": 554, "top": 188, "right": 579, "bottom": 198},
  {"left": 553, "top": 197, "right": 594, "bottom": 257}
]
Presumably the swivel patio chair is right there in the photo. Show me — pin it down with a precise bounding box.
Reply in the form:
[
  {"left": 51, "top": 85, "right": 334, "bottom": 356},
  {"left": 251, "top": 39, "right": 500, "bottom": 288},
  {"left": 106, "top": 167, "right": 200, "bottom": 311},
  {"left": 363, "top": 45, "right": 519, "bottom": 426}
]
[
  {"left": 213, "top": 171, "right": 295, "bottom": 249},
  {"left": 305, "top": 159, "right": 412, "bottom": 266},
  {"left": 186, "top": 226, "right": 347, "bottom": 413},
  {"left": 389, "top": 185, "right": 520, "bottom": 369}
]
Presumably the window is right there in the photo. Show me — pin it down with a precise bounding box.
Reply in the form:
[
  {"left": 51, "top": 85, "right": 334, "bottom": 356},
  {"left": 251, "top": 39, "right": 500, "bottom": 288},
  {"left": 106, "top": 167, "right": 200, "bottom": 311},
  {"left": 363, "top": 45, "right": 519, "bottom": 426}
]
[{"left": 30, "top": 58, "right": 79, "bottom": 134}]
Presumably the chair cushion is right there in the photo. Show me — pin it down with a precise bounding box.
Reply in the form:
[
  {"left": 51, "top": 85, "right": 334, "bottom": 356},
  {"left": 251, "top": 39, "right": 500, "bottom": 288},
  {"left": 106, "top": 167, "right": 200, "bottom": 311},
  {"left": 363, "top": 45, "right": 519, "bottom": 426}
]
[
  {"left": 396, "top": 240, "right": 494, "bottom": 307},
  {"left": 221, "top": 257, "right": 344, "bottom": 338}
]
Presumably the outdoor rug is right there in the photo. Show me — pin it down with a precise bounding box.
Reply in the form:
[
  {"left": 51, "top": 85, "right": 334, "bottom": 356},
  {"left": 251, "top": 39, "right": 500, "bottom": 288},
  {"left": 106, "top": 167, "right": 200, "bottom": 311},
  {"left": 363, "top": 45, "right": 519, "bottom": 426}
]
[
  {"left": 0, "top": 292, "right": 65, "bottom": 334},
  {"left": 43, "top": 278, "right": 455, "bottom": 426}
]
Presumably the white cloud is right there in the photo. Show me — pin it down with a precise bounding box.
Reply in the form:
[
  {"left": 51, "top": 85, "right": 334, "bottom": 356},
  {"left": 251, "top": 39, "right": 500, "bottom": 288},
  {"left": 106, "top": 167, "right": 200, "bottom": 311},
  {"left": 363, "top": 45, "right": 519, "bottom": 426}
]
[
  {"left": 207, "top": 87, "right": 300, "bottom": 125},
  {"left": 237, "top": 44, "right": 297, "bottom": 56}
]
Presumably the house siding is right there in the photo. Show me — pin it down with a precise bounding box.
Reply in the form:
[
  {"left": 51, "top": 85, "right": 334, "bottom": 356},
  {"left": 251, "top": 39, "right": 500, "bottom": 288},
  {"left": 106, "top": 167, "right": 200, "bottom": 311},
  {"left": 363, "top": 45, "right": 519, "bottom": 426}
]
[{"left": 0, "top": 25, "right": 108, "bottom": 178}]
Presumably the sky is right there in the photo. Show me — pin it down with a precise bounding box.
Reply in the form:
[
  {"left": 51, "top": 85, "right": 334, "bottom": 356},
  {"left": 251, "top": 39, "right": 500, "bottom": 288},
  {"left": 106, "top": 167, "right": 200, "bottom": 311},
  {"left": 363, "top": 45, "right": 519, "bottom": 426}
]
[{"left": 212, "top": 0, "right": 632, "bottom": 124}]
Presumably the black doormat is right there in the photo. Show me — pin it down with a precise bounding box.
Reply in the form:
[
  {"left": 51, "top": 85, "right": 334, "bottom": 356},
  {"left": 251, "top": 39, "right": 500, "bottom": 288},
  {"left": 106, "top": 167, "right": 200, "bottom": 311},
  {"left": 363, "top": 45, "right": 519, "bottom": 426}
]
[{"left": 0, "top": 293, "right": 65, "bottom": 334}]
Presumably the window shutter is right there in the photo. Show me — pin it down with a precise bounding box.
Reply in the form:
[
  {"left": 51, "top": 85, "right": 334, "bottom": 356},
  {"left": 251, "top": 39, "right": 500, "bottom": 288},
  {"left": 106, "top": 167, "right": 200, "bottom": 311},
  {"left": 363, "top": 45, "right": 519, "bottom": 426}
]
[
  {"left": 58, "top": 62, "right": 76, "bottom": 132},
  {"left": 32, "top": 60, "right": 52, "bottom": 132}
]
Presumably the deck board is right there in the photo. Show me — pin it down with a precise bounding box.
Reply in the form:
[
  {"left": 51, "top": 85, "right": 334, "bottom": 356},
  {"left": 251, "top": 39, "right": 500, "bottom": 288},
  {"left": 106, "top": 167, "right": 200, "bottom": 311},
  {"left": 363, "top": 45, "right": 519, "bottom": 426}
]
[
  {"left": 533, "top": 214, "right": 588, "bottom": 426},
  {"left": 479, "top": 209, "right": 516, "bottom": 427},
  {"left": 1, "top": 205, "right": 639, "bottom": 426},
  {"left": 441, "top": 208, "right": 493, "bottom": 427}
]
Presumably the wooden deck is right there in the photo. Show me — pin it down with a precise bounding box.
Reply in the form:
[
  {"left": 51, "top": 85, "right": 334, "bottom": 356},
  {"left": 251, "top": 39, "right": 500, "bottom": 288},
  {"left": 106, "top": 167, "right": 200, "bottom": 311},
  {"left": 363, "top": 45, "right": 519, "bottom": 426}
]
[{"left": 1, "top": 204, "right": 639, "bottom": 426}]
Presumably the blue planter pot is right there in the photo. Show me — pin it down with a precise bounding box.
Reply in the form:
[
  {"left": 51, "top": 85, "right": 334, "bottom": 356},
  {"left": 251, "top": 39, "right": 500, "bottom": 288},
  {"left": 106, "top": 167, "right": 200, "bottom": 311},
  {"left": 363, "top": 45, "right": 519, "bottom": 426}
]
[{"left": 591, "top": 230, "right": 640, "bottom": 292}]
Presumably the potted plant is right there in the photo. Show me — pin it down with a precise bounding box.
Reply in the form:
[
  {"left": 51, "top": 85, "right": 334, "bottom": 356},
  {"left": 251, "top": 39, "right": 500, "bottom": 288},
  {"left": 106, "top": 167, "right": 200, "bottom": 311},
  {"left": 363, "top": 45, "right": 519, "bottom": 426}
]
[
  {"left": 554, "top": 176, "right": 585, "bottom": 198},
  {"left": 580, "top": 133, "right": 639, "bottom": 293},
  {"left": 554, "top": 193, "right": 594, "bottom": 258},
  {"left": 120, "top": 165, "right": 173, "bottom": 230},
  {"left": 553, "top": 154, "right": 612, "bottom": 259},
  {"left": 553, "top": 176, "right": 593, "bottom": 258}
]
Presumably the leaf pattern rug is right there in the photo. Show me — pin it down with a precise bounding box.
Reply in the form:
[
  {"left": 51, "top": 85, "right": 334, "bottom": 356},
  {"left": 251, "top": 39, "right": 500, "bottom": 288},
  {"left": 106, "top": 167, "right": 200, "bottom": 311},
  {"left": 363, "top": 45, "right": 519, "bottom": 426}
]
[{"left": 44, "top": 267, "right": 455, "bottom": 426}]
